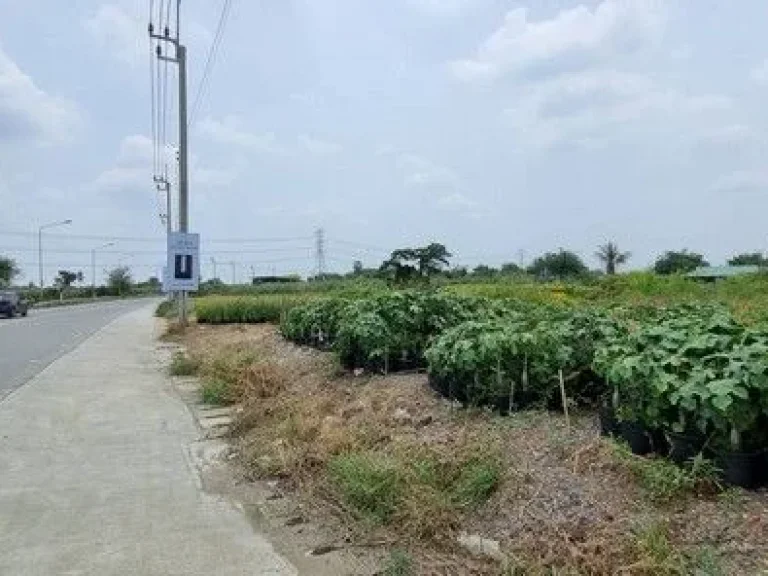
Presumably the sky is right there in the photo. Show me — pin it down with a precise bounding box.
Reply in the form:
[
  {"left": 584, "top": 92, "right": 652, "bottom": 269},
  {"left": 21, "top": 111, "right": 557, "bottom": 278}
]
[{"left": 1, "top": 0, "right": 768, "bottom": 284}]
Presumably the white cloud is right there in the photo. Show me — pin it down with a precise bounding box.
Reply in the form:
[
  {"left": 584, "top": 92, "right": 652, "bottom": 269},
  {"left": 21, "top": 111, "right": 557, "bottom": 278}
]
[
  {"left": 397, "top": 153, "right": 458, "bottom": 188},
  {"left": 197, "top": 116, "right": 280, "bottom": 153},
  {"left": 503, "top": 69, "right": 730, "bottom": 149},
  {"left": 751, "top": 58, "right": 768, "bottom": 85},
  {"left": 408, "top": 0, "right": 473, "bottom": 17},
  {"left": 194, "top": 167, "right": 237, "bottom": 187},
  {"left": 0, "top": 45, "right": 81, "bottom": 145},
  {"left": 438, "top": 192, "right": 476, "bottom": 209},
  {"left": 84, "top": 4, "right": 144, "bottom": 67},
  {"left": 89, "top": 135, "right": 151, "bottom": 193},
  {"left": 118, "top": 134, "right": 154, "bottom": 165},
  {"left": 710, "top": 170, "right": 768, "bottom": 193},
  {"left": 451, "top": 0, "right": 665, "bottom": 82},
  {"left": 298, "top": 134, "right": 342, "bottom": 156}
]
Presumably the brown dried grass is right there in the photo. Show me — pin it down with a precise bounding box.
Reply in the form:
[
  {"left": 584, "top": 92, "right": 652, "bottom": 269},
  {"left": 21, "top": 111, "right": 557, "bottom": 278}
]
[{"left": 174, "top": 323, "right": 768, "bottom": 576}]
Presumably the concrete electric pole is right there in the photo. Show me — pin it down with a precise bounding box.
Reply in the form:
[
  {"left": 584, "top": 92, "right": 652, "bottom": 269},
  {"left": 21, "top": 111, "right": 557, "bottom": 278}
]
[{"left": 150, "top": 1, "right": 190, "bottom": 325}]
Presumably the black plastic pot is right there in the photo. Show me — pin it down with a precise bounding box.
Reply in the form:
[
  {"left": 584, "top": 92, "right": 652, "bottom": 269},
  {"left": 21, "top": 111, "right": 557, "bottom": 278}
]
[
  {"left": 666, "top": 431, "right": 705, "bottom": 465},
  {"left": 598, "top": 405, "right": 619, "bottom": 437},
  {"left": 717, "top": 450, "right": 768, "bottom": 489},
  {"left": 650, "top": 428, "right": 670, "bottom": 457},
  {"left": 621, "top": 421, "right": 653, "bottom": 455}
]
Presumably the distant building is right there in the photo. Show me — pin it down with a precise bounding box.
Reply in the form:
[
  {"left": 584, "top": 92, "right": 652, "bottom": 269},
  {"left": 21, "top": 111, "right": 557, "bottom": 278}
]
[{"left": 687, "top": 265, "right": 760, "bottom": 281}]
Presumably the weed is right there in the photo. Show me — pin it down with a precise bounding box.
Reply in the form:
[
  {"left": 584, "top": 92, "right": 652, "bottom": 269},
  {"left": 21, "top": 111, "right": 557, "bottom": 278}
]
[
  {"left": 169, "top": 352, "right": 198, "bottom": 376},
  {"left": 328, "top": 452, "right": 401, "bottom": 523},
  {"left": 155, "top": 300, "right": 176, "bottom": 318},
  {"left": 631, "top": 521, "right": 687, "bottom": 575},
  {"left": 688, "top": 547, "right": 725, "bottom": 576},
  {"left": 201, "top": 379, "right": 232, "bottom": 405},
  {"left": 383, "top": 549, "right": 414, "bottom": 576},
  {"left": 451, "top": 458, "right": 502, "bottom": 509},
  {"left": 612, "top": 441, "right": 719, "bottom": 504}
]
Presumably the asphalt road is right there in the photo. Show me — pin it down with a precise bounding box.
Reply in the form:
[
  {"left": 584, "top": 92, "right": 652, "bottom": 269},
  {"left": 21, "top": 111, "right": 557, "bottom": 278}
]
[{"left": 0, "top": 299, "right": 158, "bottom": 401}]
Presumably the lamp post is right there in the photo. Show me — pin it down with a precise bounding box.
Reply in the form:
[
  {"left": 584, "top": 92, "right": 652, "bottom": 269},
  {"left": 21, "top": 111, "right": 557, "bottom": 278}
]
[
  {"left": 91, "top": 242, "right": 115, "bottom": 299},
  {"left": 39, "top": 219, "right": 72, "bottom": 296}
]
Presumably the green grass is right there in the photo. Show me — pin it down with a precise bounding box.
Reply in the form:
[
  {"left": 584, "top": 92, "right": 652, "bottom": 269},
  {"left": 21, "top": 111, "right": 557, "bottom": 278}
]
[
  {"left": 194, "top": 295, "right": 312, "bottom": 324},
  {"left": 169, "top": 352, "right": 199, "bottom": 376},
  {"left": 328, "top": 453, "right": 402, "bottom": 524},
  {"left": 612, "top": 442, "right": 720, "bottom": 504},
  {"left": 200, "top": 379, "right": 233, "bottom": 405},
  {"left": 450, "top": 458, "right": 502, "bottom": 509},
  {"left": 327, "top": 447, "right": 501, "bottom": 529},
  {"left": 383, "top": 549, "right": 414, "bottom": 576}
]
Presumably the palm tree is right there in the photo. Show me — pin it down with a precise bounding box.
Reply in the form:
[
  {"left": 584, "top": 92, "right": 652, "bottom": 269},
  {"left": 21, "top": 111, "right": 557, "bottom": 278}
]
[{"left": 596, "top": 242, "right": 630, "bottom": 275}]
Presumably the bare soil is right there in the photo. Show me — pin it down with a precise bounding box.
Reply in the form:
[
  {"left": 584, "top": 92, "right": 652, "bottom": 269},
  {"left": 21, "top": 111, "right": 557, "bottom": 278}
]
[{"left": 173, "top": 322, "right": 768, "bottom": 575}]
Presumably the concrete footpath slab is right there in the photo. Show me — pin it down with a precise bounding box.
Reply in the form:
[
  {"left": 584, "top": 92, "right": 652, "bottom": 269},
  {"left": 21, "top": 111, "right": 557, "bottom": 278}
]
[{"left": 0, "top": 304, "right": 297, "bottom": 576}]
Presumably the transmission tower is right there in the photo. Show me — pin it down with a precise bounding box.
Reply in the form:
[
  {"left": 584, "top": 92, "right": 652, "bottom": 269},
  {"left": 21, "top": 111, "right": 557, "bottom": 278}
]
[{"left": 315, "top": 228, "right": 326, "bottom": 278}]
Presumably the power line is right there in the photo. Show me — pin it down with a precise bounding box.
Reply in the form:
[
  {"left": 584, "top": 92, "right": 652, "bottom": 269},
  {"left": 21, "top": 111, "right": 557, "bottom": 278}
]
[
  {"left": 189, "top": 0, "right": 233, "bottom": 127},
  {"left": 149, "top": 0, "right": 158, "bottom": 176},
  {"left": 0, "top": 229, "right": 312, "bottom": 243}
]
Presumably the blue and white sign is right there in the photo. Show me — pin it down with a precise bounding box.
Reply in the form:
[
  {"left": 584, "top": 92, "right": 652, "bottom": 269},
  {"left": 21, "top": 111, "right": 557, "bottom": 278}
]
[{"left": 166, "top": 232, "right": 200, "bottom": 292}]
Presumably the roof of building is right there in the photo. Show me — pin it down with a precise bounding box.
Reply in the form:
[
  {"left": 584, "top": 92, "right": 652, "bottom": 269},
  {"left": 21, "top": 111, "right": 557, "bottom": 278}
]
[{"left": 687, "top": 265, "right": 761, "bottom": 278}]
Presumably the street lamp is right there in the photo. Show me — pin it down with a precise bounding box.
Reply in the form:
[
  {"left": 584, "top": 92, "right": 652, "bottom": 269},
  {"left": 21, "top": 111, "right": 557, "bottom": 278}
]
[
  {"left": 39, "top": 219, "right": 72, "bottom": 294},
  {"left": 91, "top": 242, "right": 115, "bottom": 299}
]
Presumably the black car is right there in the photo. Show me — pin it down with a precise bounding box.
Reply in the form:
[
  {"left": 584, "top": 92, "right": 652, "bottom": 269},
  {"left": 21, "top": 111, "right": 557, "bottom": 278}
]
[{"left": 0, "top": 291, "right": 29, "bottom": 318}]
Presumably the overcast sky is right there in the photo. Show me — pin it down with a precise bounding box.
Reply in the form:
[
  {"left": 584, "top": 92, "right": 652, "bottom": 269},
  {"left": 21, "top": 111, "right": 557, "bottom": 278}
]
[{"left": 2, "top": 0, "right": 768, "bottom": 283}]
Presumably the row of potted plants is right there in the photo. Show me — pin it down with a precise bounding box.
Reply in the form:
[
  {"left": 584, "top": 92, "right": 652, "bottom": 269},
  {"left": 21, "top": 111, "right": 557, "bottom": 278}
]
[{"left": 593, "top": 307, "right": 768, "bottom": 488}]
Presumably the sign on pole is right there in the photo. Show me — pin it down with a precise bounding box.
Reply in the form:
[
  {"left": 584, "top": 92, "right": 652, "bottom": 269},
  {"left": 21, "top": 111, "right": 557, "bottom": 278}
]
[{"left": 166, "top": 232, "right": 200, "bottom": 292}]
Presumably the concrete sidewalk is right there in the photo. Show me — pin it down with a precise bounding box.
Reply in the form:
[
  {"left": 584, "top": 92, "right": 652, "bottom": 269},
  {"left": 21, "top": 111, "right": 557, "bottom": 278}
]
[{"left": 0, "top": 305, "right": 296, "bottom": 576}]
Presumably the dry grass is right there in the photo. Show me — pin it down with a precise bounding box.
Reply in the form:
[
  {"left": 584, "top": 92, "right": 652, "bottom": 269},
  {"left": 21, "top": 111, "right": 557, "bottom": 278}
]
[{"left": 173, "top": 323, "right": 768, "bottom": 576}]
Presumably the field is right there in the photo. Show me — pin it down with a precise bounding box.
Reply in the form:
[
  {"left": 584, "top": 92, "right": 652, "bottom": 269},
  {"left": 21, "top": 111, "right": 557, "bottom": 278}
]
[{"left": 169, "top": 274, "right": 768, "bottom": 574}]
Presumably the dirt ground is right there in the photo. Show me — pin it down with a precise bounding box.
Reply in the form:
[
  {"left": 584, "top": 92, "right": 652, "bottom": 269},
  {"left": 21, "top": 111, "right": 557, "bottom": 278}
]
[{"left": 174, "top": 322, "right": 768, "bottom": 576}]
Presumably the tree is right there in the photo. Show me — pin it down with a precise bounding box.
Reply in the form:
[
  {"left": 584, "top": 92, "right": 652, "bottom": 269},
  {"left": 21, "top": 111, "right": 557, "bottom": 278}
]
[
  {"left": 445, "top": 266, "right": 468, "bottom": 279},
  {"left": 653, "top": 250, "right": 708, "bottom": 275},
  {"left": 416, "top": 243, "right": 451, "bottom": 276},
  {"left": 527, "top": 249, "right": 588, "bottom": 279},
  {"left": 472, "top": 264, "right": 497, "bottom": 278},
  {"left": 54, "top": 270, "right": 80, "bottom": 288},
  {"left": 500, "top": 262, "right": 522, "bottom": 275},
  {"left": 352, "top": 260, "right": 364, "bottom": 275},
  {"left": 380, "top": 243, "right": 452, "bottom": 283},
  {"left": 595, "top": 242, "right": 631, "bottom": 275},
  {"left": 0, "top": 256, "right": 20, "bottom": 286},
  {"left": 727, "top": 252, "right": 768, "bottom": 267},
  {"left": 107, "top": 266, "right": 133, "bottom": 295}
]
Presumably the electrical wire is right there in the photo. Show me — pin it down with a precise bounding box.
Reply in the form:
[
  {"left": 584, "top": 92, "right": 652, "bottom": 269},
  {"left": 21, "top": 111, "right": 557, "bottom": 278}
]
[
  {"left": 149, "top": 0, "right": 158, "bottom": 176},
  {"left": 189, "top": 0, "right": 233, "bottom": 127},
  {"left": 160, "top": 0, "right": 171, "bottom": 175}
]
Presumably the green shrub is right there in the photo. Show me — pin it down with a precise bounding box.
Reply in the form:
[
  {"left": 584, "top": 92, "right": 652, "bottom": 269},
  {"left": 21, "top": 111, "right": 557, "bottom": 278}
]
[{"left": 155, "top": 300, "right": 176, "bottom": 318}]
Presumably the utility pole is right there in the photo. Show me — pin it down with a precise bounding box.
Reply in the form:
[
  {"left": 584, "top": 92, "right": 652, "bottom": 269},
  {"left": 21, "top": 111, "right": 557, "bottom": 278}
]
[
  {"left": 210, "top": 257, "right": 217, "bottom": 281},
  {"left": 150, "top": 1, "right": 189, "bottom": 325},
  {"left": 315, "top": 228, "right": 326, "bottom": 279},
  {"left": 230, "top": 261, "right": 236, "bottom": 285}
]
